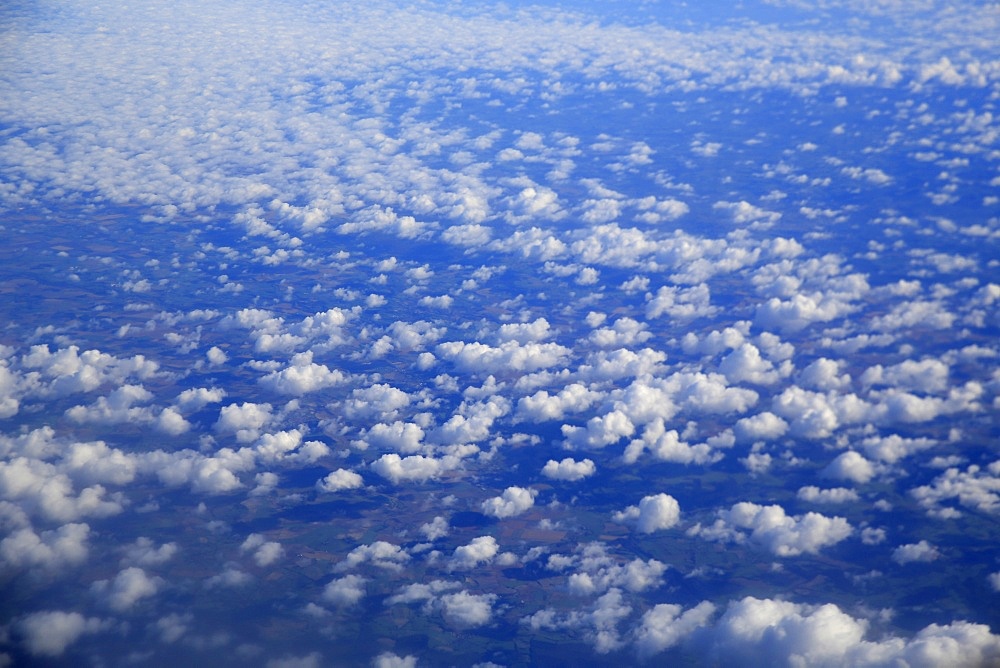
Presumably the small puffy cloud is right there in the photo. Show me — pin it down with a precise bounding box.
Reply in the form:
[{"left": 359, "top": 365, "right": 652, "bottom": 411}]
[
  {"left": 613, "top": 494, "right": 681, "bottom": 533},
  {"left": 823, "top": 451, "right": 876, "bottom": 484},
  {"left": 517, "top": 384, "right": 603, "bottom": 422},
  {"left": 338, "top": 541, "right": 410, "bottom": 572},
  {"left": 797, "top": 486, "right": 860, "bottom": 504},
  {"left": 450, "top": 536, "right": 498, "bottom": 570},
  {"left": 892, "top": 540, "right": 940, "bottom": 565},
  {"left": 440, "top": 590, "right": 497, "bottom": 629},
  {"left": 206, "top": 346, "right": 228, "bottom": 365},
  {"left": 436, "top": 340, "right": 571, "bottom": 374},
  {"left": 121, "top": 537, "right": 177, "bottom": 568},
  {"left": 419, "top": 516, "right": 449, "bottom": 541},
  {"left": 371, "top": 453, "right": 453, "bottom": 483},
  {"left": 317, "top": 468, "right": 364, "bottom": 492},
  {"left": 215, "top": 402, "right": 273, "bottom": 442},
  {"left": 372, "top": 652, "right": 418, "bottom": 668},
  {"left": 241, "top": 534, "right": 284, "bottom": 567},
  {"left": 322, "top": 574, "right": 367, "bottom": 607},
  {"left": 17, "top": 610, "right": 110, "bottom": 657},
  {"left": 633, "top": 601, "right": 717, "bottom": 660},
  {"left": 363, "top": 421, "right": 425, "bottom": 453},
  {"left": 733, "top": 412, "right": 789, "bottom": 443},
  {"left": 0, "top": 522, "right": 91, "bottom": 571},
  {"left": 91, "top": 566, "right": 163, "bottom": 612},
  {"left": 481, "top": 486, "right": 537, "bottom": 518},
  {"left": 563, "top": 409, "right": 635, "bottom": 449},
  {"left": 342, "top": 383, "right": 411, "bottom": 420},
  {"left": 622, "top": 419, "right": 720, "bottom": 465},
  {"left": 542, "top": 458, "right": 596, "bottom": 481},
  {"left": 175, "top": 386, "right": 227, "bottom": 413},
  {"left": 258, "top": 352, "right": 346, "bottom": 396},
  {"left": 911, "top": 462, "right": 1000, "bottom": 517},
  {"left": 646, "top": 283, "right": 715, "bottom": 320},
  {"left": 718, "top": 343, "right": 779, "bottom": 385},
  {"left": 691, "top": 502, "right": 852, "bottom": 556}
]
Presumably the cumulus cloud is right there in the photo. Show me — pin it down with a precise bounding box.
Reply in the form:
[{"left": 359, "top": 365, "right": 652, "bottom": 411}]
[
  {"left": 481, "top": 486, "right": 537, "bottom": 518},
  {"left": 16, "top": 610, "right": 110, "bottom": 657},
  {"left": 542, "top": 457, "right": 596, "bottom": 481},
  {"left": 258, "top": 352, "right": 347, "bottom": 396},
  {"left": 689, "top": 502, "right": 852, "bottom": 556},
  {"left": 911, "top": 462, "right": 1000, "bottom": 517},
  {"left": 371, "top": 453, "right": 455, "bottom": 483},
  {"left": 439, "top": 590, "right": 497, "bottom": 629},
  {"left": 338, "top": 541, "right": 410, "bottom": 572},
  {"left": 892, "top": 540, "right": 940, "bottom": 565},
  {"left": 822, "top": 451, "right": 876, "bottom": 484},
  {"left": 613, "top": 494, "right": 681, "bottom": 533},
  {"left": 91, "top": 566, "right": 163, "bottom": 611},
  {"left": 241, "top": 534, "right": 284, "bottom": 567},
  {"left": 633, "top": 601, "right": 717, "bottom": 659},
  {"left": 317, "top": 468, "right": 364, "bottom": 492},
  {"left": 322, "top": 574, "right": 367, "bottom": 607},
  {"left": 450, "top": 536, "right": 499, "bottom": 570}
]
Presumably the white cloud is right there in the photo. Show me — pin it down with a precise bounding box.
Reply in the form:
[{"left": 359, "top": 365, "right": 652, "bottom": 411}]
[
  {"left": 690, "top": 502, "right": 852, "bottom": 556},
  {"left": 258, "top": 352, "right": 347, "bottom": 396},
  {"left": 613, "top": 494, "right": 681, "bottom": 533},
  {"left": 372, "top": 652, "right": 418, "bottom": 668},
  {"left": 91, "top": 566, "right": 163, "bottom": 611},
  {"left": 322, "top": 574, "right": 367, "bottom": 607},
  {"left": 439, "top": 590, "right": 497, "bottom": 629},
  {"left": 338, "top": 541, "right": 410, "bottom": 572},
  {"left": 797, "top": 486, "right": 860, "bottom": 504},
  {"left": 822, "top": 451, "right": 876, "bottom": 484},
  {"left": 17, "top": 610, "right": 110, "bottom": 657},
  {"left": 450, "top": 536, "right": 498, "bottom": 570},
  {"left": 633, "top": 601, "right": 716, "bottom": 660},
  {"left": 215, "top": 402, "right": 274, "bottom": 442},
  {"left": 371, "top": 453, "right": 452, "bottom": 483},
  {"left": 436, "top": 340, "right": 571, "bottom": 374},
  {"left": 542, "top": 457, "right": 596, "bottom": 481},
  {"left": 517, "top": 383, "right": 602, "bottom": 421},
  {"left": 1, "top": 522, "right": 91, "bottom": 571},
  {"left": 316, "top": 469, "right": 364, "bottom": 492},
  {"left": 481, "top": 486, "right": 537, "bottom": 518},
  {"left": 241, "top": 533, "right": 285, "bottom": 567},
  {"left": 892, "top": 540, "right": 940, "bottom": 565},
  {"left": 911, "top": 462, "right": 1000, "bottom": 517}
]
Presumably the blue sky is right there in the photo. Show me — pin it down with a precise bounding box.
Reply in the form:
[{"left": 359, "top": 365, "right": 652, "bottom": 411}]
[{"left": 1, "top": 0, "right": 999, "bottom": 665}]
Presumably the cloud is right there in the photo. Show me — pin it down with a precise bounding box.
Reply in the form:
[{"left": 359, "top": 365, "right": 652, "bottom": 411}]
[
  {"left": 690, "top": 502, "right": 852, "bottom": 556},
  {"left": 517, "top": 383, "right": 602, "bottom": 421},
  {"left": 322, "top": 574, "right": 367, "bottom": 607},
  {"left": 436, "top": 340, "right": 571, "bottom": 374},
  {"left": 542, "top": 457, "right": 596, "bottom": 481},
  {"left": 317, "top": 469, "right": 364, "bottom": 492},
  {"left": 258, "top": 352, "right": 347, "bottom": 396},
  {"left": 613, "top": 494, "right": 681, "bottom": 533},
  {"left": 911, "top": 461, "right": 1000, "bottom": 517},
  {"left": 241, "top": 534, "right": 285, "bottom": 567},
  {"left": 215, "top": 402, "right": 274, "bottom": 442},
  {"left": 16, "top": 610, "right": 110, "bottom": 657},
  {"left": 371, "top": 453, "right": 455, "bottom": 483},
  {"left": 892, "top": 540, "right": 940, "bottom": 565},
  {"left": 0, "top": 522, "right": 90, "bottom": 572},
  {"left": 450, "top": 536, "right": 498, "bottom": 570},
  {"left": 338, "top": 541, "right": 410, "bottom": 572},
  {"left": 373, "top": 653, "right": 418, "bottom": 668},
  {"left": 822, "top": 451, "right": 876, "bottom": 484},
  {"left": 439, "top": 590, "right": 497, "bottom": 628},
  {"left": 481, "top": 486, "right": 537, "bottom": 518},
  {"left": 633, "top": 601, "right": 716, "bottom": 660},
  {"left": 91, "top": 566, "right": 163, "bottom": 612},
  {"left": 797, "top": 486, "right": 860, "bottom": 504}
]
